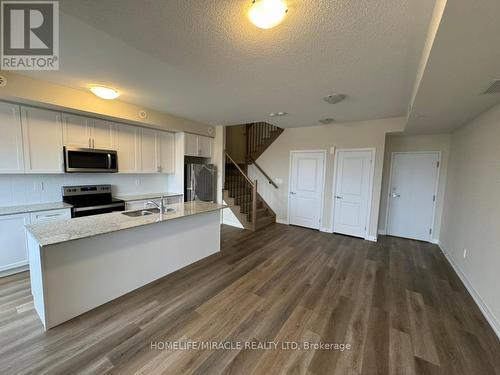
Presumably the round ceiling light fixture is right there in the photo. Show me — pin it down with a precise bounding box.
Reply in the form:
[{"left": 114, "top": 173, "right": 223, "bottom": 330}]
[
  {"left": 89, "top": 85, "right": 120, "bottom": 100},
  {"left": 269, "top": 111, "right": 287, "bottom": 117},
  {"left": 248, "top": 0, "right": 288, "bottom": 29}
]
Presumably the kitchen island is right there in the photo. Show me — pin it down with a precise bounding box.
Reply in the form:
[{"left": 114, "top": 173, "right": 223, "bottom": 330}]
[{"left": 25, "top": 201, "right": 225, "bottom": 330}]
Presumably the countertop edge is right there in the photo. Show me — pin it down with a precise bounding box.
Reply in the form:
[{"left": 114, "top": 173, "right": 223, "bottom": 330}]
[
  {"left": 116, "top": 192, "right": 184, "bottom": 202},
  {"left": 27, "top": 203, "right": 227, "bottom": 248},
  {"left": 0, "top": 202, "right": 73, "bottom": 216}
]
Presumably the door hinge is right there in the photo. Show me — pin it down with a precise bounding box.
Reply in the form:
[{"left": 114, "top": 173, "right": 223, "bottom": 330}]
[
  {"left": 436, "top": 161, "right": 440, "bottom": 168},
  {"left": 429, "top": 228, "right": 432, "bottom": 235},
  {"left": 433, "top": 195, "right": 436, "bottom": 202}
]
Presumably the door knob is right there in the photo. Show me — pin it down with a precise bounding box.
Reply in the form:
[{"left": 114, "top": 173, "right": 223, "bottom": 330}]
[
  {"left": 335, "top": 195, "right": 343, "bottom": 199},
  {"left": 290, "top": 192, "right": 296, "bottom": 195},
  {"left": 391, "top": 193, "right": 401, "bottom": 198}
]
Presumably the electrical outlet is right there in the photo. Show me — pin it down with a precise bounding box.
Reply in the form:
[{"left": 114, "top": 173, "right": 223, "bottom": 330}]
[{"left": 463, "top": 248, "right": 467, "bottom": 259}]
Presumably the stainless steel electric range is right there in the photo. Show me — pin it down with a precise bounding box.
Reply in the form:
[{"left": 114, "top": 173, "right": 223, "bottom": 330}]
[{"left": 62, "top": 185, "right": 126, "bottom": 218}]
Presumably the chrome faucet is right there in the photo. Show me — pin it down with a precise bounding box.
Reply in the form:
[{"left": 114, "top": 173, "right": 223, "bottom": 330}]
[{"left": 146, "top": 195, "right": 166, "bottom": 213}]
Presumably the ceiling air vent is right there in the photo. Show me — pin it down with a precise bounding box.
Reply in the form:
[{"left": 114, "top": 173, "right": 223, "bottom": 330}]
[
  {"left": 483, "top": 80, "right": 500, "bottom": 94},
  {"left": 319, "top": 118, "right": 335, "bottom": 125},
  {"left": 324, "top": 94, "right": 346, "bottom": 104}
]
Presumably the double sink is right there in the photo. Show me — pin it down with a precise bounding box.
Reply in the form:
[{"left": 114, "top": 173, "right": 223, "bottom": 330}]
[{"left": 122, "top": 207, "right": 176, "bottom": 217}]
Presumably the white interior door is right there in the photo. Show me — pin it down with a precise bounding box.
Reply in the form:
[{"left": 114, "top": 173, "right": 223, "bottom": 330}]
[
  {"left": 289, "top": 151, "right": 325, "bottom": 230},
  {"left": 387, "top": 152, "right": 439, "bottom": 241},
  {"left": 333, "top": 150, "right": 374, "bottom": 238}
]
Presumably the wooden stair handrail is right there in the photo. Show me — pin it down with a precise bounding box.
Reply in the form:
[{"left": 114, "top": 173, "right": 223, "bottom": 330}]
[
  {"left": 225, "top": 151, "right": 255, "bottom": 187},
  {"left": 248, "top": 157, "right": 278, "bottom": 189}
]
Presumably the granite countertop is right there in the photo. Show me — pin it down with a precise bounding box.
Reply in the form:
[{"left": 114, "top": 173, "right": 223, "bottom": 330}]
[
  {"left": 25, "top": 201, "right": 226, "bottom": 247},
  {"left": 115, "top": 192, "right": 184, "bottom": 202},
  {"left": 0, "top": 202, "right": 73, "bottom": 216}
]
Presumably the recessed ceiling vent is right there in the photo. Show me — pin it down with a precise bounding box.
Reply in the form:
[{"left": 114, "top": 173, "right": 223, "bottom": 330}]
[
  {"left": 324, "top": 93, "right": 346, "bottom": 104},
  {"left": 319, "top": 118, "right": 335, "bottom": 125},
  {"left": 483, "top": 80, "right": 500, "bottom": 94}
]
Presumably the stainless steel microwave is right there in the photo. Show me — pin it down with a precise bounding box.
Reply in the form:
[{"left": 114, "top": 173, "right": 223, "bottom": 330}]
[{"left": 64, "top": 147, "right": 118, "bottom": 173}]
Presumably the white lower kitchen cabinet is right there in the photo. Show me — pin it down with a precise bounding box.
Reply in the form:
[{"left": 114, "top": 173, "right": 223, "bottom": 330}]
[
  {"left": 0, "top": 208, "right": 71, "bottom": 277},
  {"left": 30, "top": 209, "right": 72, "bottom": 224},
  {"left": 0, "top": 214, "right": 30, "bottom": 275}
]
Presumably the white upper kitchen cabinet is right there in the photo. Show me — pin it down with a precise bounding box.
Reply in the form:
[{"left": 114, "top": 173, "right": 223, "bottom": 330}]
[
  {"left": 92, "top": 119, "right": 116, "bottom": 150},
  {"left": 63, "top": 115, "right": 116, "bottom": 150},
  {"left": 199, "top": 136, "right": 213, "bottom": 158},
  {"left": 185, "top": 133, "right": 199, "bottom": 156},
  {"left": 0, "top": 214, "right": 29, "bottom": 273},
  {"left": 0, "top": 102, "right": 24, "bottom": 173},
  {"left": 158, "top": 131, "right": 175, "bottom": 174},
  {"left": 21, "top": 107, "right": 64, "bottom": 173},
  {"left": 140, "top": 128, "right": 159, "bottom": 173},
  {"left": 62, "top": 114, "right": 93, "bottom": 149},
  {"left": 115, "top": 123, "right": 140, "bottom": 173},
  {"left": 184, "top": 133, "right": 213, "bottom": 158}
]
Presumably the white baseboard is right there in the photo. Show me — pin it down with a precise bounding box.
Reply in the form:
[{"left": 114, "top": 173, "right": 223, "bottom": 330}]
[
  {"left": 0, "top": 264, "right": 28, "bottom": 278},
  {"left": 378, "top": 229, "right": 386, "bottom": 235},
  {"left": 276, "top": 219, "right": 289, "bottom": 225},
  {"left": 430, "top": 238, "right": 440, "bottom": 245},
  {"left": 320, "top": 227, "right": 333, "bottom": 233},
  {"left": 365, "top": 235, "right": 378, "bottom": 242},
  {"left": 439, "top": 245, "right": 500, "bottom": 339}
]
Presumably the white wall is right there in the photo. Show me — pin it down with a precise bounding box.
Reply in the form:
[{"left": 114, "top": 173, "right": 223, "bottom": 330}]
[
  {"left": 440, "top": 103, "right": 500, "bottom": 336},
  {"left": 0, "top": 174, "right": 172, "bottom": 206},
  {"left": 378, "top": 133, "right": 451, "bottom": 241},
  {"left": 247, "top": 117, "right": 405, "bottom": 238}
]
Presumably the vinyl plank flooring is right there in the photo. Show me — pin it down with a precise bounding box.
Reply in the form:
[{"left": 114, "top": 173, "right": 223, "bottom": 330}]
[{"left": 0, "top": 225, "right": 498, "bottom": 375}]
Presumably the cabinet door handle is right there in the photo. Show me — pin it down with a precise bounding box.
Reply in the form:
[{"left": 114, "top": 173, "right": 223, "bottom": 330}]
[
  {"left": 37, "top": 213, "right": 61, "bottom": 219},
  {"left": 92, "top": 139, "right": 95, "bottom": 148},
  {"left": 89, "top": 138, "right": 91, "bottom": 148}
]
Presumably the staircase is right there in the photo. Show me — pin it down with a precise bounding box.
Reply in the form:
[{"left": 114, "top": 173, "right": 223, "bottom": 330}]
[
  {"left": 246, "top": 122, "right": 284, "bottom": 161},
  {"left": 224, "top": 122, "right": 284, "bottom": 231}
]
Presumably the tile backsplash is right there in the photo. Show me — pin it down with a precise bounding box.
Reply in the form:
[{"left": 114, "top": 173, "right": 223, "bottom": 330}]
[{"left": 0, "top": 174, "right": 177, "bottom": 207}]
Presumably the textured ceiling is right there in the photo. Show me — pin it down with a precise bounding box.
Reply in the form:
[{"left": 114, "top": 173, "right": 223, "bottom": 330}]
[
  {"left": 20, "top": 0, "right": 436, "bottom": 128},
  {"left": 407, "top": 0, "right": 500, "bottom": 133}
]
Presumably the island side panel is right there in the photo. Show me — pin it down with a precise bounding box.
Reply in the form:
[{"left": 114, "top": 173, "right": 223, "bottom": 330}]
[
  {"left": 27, "top": 232, "right": 47, "bottom": 329},
  {"left": 42, "top": 210, "right": 221, "bottom": 329}
]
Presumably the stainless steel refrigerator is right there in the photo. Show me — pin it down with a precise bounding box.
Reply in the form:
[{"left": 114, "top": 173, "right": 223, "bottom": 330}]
[{"left": 184, "top": 163, "right": 217, "bottom": 202}]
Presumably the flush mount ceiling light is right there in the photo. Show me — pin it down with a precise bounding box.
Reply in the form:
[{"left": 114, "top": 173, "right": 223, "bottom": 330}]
[
  {"left": 248, "top": 0, "right": 288, "bottom": 29},
  {"left": 269, "top": 111, "right": 287, "bottom": 117},
  {"left": 89, "top": 85, "right": 120, "bottom": 100}
]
